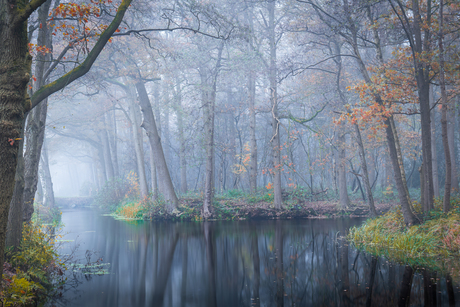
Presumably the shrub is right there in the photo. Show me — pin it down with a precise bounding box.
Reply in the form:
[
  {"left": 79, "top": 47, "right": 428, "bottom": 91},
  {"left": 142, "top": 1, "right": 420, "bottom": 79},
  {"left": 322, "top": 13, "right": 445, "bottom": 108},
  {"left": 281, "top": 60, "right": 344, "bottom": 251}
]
[
  {"left": 3, "top": 223, "right": 65, "bottom": 306},
  {"left": 115, "top": 200, "right": 146, "bottom": 219}
]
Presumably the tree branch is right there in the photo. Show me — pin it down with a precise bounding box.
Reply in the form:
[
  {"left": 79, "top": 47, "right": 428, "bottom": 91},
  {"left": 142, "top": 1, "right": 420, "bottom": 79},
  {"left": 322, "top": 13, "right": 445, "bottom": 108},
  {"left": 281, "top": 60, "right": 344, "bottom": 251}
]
[
  {"left": 30, "top": 0, "right": 133, "bottom": 110},
  {"left": 14, "top": 0, "right": 49, "bottom": 26}
]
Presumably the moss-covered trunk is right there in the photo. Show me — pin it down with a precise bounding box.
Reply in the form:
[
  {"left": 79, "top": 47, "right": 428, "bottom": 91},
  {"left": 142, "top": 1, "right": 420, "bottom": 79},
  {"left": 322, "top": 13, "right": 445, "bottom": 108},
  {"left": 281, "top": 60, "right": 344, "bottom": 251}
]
[{"left": 0, "top": 0, "right": 36, "bottom": 281}]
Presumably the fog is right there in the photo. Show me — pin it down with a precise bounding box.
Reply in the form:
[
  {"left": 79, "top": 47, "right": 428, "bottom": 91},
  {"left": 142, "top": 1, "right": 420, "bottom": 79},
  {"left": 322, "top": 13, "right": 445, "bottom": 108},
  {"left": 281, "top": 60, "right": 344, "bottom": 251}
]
[{"left": 17, "top": 0, "right": 459, "bottom": 216}]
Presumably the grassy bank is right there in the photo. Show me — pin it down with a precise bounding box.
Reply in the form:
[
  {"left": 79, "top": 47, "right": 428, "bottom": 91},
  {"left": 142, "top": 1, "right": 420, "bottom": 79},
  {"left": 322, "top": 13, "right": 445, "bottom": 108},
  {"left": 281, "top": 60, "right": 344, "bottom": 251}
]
[
  {"left": 99, "top": 191, "right": 395, "bottom": 221},
  {"left": 348, "top": 196, "right": 460, "bottom": 279}
]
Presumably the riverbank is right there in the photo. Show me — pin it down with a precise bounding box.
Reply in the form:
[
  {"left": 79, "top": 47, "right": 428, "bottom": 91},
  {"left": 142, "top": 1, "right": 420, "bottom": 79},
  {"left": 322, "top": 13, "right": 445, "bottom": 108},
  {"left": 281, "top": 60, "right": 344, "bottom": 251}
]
[
  {"left": 348, "top": 199, "right": 460, "bottom": 281},
  {"left": 108, "top": 196, "right": 396, "bottom": 221}
]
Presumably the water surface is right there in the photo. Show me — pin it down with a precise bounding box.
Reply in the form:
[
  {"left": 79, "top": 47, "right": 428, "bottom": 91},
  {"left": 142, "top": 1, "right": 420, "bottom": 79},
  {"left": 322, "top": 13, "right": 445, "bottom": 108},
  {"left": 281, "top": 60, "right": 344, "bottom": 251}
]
[{"left": 56, "top": 209, "right": 460, "bottom": 306}]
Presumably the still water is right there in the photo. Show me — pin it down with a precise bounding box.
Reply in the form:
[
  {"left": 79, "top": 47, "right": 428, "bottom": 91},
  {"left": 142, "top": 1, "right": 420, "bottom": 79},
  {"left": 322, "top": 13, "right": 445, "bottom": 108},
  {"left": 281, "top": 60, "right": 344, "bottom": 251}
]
[{"left": 55, "top": 209, "right": 459, "bottom": 306}]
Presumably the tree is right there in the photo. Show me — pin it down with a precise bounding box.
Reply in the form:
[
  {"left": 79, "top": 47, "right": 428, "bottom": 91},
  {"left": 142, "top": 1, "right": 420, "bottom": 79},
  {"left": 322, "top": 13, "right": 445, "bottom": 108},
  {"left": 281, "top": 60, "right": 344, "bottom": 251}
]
[
  {"left": 302, "top": 0, "right": 418, "bottom": 225},
  {"left": 0, "top": 0, "right": 132, "bottom": 275}
]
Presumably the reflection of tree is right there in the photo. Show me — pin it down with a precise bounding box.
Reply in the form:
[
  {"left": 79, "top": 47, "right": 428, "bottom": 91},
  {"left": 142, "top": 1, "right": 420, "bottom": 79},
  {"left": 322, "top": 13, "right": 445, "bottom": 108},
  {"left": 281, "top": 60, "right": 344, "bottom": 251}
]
[
  {"left": 150, "top": 231, "right": 179, "bottom": 304},
  {"left": 365, "top": 257, "right": 377, "bottom": 307},
  {"left": 423, "top": 269, "right": 436, "bottom": 306},
  {"left": 58, "top": 214, "right": 460, "bottom": 306},
  {"left": 275, "top": 220, "right": 284, "bottom": 307},
  {"left": 251, "top": 225, "right": 260, "bottom": 307},
  {"left": 204, "top": 222, "right": 217, "bottom": 307},
  {"left": 398, "top": 265, "right": 414, "bottom": 307},
  {"left": 447, "top": 274, "right": 456, "bottom": 306},
  {"left": 181, "top": 238, "right": 188, "bottom": 307}
]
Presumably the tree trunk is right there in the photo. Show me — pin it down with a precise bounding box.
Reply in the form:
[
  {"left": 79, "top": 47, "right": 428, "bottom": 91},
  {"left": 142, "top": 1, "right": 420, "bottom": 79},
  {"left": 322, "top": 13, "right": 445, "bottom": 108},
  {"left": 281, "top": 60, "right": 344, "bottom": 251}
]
[
  {"left": 202, "top": 43, "right": 224, "bottom": 218},
  {"left": 385, "top": 117, "right": 418, "bottom": 225},
  {"left": 0, "top": 1, "right": 132, "bottom": 264},
  {"left": 22, "top": 0, "right": 53, "bottom": 222},
  {"left": 430, "top": 85, "right": 440, "bottom": 198},
  {"left": 390, "top": 118, "right": 412, "bottom": 206},
  {"left": 412, "top": 0, "right": 435, "bottom": 212},
  {"left": 107, "top": 108, "right": 119, "bottom": 178},
  {"left": 135, "top": 81, "right": 178, "bottom": 212},
  {"left": 40, "top": 139, "right": 54, "bottom": 209},
  {"left": 101, "top": 115, "right": 115, "bottom": 181},
  {"left": 448, "top": 111, "right": 458, "bottom": 191},
  {"left": 337, "top": 131, "right": 350, "bottom": 208},
  {"left": 350, "top": 43, "right": 417, "bottom": 225},
  {"left": 6, "top": 125, "right": 25, "bottom": 250},
  {"left": 162, "top": 82, "right": 171, "bottom": 166},
  {"left": 153, "top": 82, "right": 164, "bottom": 195},
  {"left": 354, "top": 124, "right": 377, "bottom": 217},
  {"left": 0, "top": 0, "right": 37, "bottom": 279},
  {"left": 268, "top": 0, "right": 282, "bottom": 209},
  {"left": 149, "top": 146, "right": 159, "bottom": 200},
  {"left": 174, "top": 78, "right": 187, "bottom": 194},
  {"left": 22, "top": 100, "right": 47, "bottom": 222},
  {"left": 128, "top": 89, "right": 149, "bottom": 199},
  {"left": 439, "top": 0, "right": 451, "bottom": 212},
  {"left": 247, "top": 7, "right": 257, "bottom": 194}
]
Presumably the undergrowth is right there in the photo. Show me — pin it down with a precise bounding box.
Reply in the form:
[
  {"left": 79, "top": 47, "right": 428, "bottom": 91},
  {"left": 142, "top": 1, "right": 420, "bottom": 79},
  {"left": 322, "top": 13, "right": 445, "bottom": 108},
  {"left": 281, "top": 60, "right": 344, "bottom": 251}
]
[
  {"left": 3, "top": 223, "right": 65, "bottom": 306},
  {"left": 348, "top": 195, "right": 460, "bottom": 274}
]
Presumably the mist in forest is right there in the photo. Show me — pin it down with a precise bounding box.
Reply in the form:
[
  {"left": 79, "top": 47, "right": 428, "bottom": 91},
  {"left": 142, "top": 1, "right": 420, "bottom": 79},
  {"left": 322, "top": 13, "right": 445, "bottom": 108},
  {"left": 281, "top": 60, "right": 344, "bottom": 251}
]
[{"left": 14, "top": 0, "right": 460, "bottom": 225}]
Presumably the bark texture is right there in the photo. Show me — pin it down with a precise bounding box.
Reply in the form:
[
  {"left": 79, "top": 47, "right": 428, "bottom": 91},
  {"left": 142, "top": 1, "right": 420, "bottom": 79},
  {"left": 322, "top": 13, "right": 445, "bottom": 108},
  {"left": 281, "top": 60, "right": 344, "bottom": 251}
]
[
  {"left": 22, "top": 0, "right": 52, "bottom": 222},
  {"left": 202, "top": 42, "right": 224, "bottom": 218}
]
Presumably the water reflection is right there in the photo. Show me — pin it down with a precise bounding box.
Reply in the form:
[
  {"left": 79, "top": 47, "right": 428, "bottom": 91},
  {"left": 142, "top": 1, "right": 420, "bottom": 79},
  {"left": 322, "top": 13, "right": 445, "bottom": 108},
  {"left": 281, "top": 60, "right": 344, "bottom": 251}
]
[{"left": 57, "top": 209, "right": 460, "bottom": 307}]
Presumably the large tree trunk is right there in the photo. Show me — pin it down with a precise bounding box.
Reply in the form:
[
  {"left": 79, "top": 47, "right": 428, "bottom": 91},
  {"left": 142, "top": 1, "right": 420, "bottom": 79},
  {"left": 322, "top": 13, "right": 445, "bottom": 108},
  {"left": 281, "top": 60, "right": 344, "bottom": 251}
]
[
  {"left": 135, "top": 81, "right": 178, "bottom": 212},
  {"left": 22, "top": 0, "right": 53, "bottom": 222},
  {"left": 412, "top": 0, "right": 435, "bottom": 212},
  {"left": 202, "top": 43, "right": 224, "bottom": 218},
  {"left": 153, "top": 82, "right": 164, "bottom": 195},
  {"left": 22, "top": 100, "right": 47, "bottom": 222},
  {"left": 6, "top": 126, "right": 25, "bottom": 250},
  {"left": 268, "top": 0, "right": 283, "bottom": 210},
  {"left": 128, "top": 89, "right": 149, "bottom": 199},
  {"left": 0, "top": 0, "right": 38, "bottom": 280}
]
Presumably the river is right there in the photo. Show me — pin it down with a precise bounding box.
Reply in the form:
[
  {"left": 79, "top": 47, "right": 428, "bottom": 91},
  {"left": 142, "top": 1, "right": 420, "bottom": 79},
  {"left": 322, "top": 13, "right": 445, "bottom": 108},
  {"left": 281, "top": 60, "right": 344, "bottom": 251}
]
[{"left": 53, "top": 208, "right": 459, "bottom": 306}]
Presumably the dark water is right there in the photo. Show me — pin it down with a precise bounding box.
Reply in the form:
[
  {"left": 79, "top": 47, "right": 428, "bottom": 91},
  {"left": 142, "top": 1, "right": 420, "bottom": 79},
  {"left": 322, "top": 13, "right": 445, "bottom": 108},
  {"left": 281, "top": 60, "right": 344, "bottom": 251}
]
[{"left": 55, "top": 209, "right": 460, "bottom": 307}]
